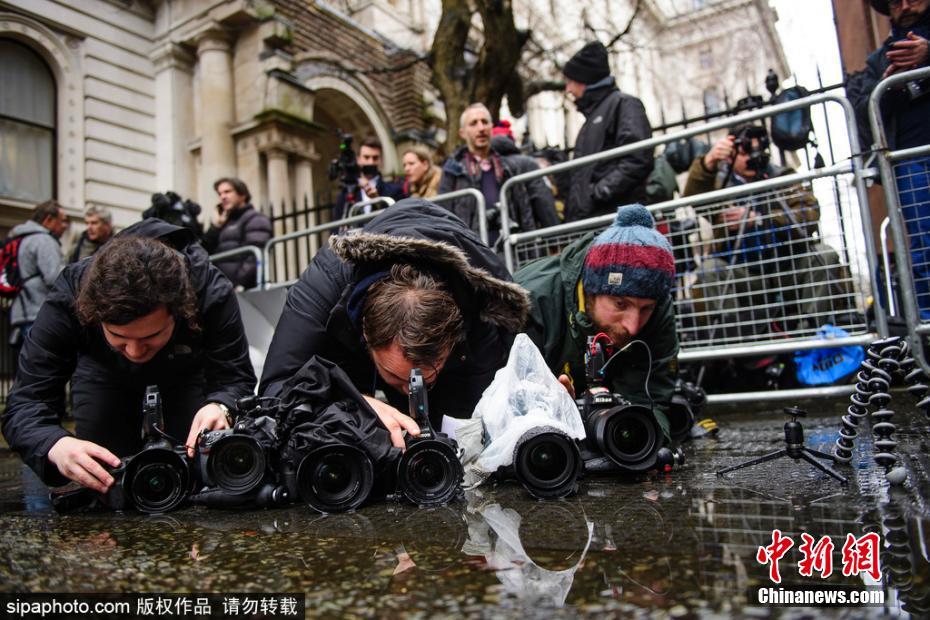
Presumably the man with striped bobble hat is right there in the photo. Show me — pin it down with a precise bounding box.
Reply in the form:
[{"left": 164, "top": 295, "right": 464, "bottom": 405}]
[{"left": 514, "top": 204, "right": 679, "bottom": 442}]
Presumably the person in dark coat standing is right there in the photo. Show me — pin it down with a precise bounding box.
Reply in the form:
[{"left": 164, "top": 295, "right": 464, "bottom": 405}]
[
  {"left": 259, "top": 199, "right": 530, "bottom": 447},
  {"left": 563, "top": 41, "right": 654, "bottom": 222},
  {"left": 202, "top": 177, "right": 273, "bottom": 290},
  {"left": 848, "top": 0, "right": 930, "bottom": 316},
  {"left": 68, "top": 204, "right": 113, "bottom": 264},
  {"left": 1, "top": 220, "right": 257, "bottom": 494},
  {"left": 438, "top": 104, "right": 558, "bottom": 245}
]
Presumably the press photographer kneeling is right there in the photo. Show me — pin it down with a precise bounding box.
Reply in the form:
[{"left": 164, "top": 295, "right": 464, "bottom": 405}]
[
  {"left": 1, "top": 220, "right": 256, "bottom": 497},
  {"left": 514, "top": 204, "right": 680, "bottom": 466}
]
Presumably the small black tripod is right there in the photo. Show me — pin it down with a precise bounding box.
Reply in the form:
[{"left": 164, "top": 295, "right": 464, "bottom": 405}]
[{"left": 717, "top": 406, "right": 848, "bottom": 484}]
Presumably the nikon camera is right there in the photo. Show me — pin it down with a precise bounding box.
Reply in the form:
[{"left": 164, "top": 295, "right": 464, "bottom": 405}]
[{"left": 575, "top": 337, "right": 664, "bottom": 473}]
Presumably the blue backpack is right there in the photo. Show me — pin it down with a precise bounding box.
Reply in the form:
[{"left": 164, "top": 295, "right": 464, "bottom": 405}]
[{"left": 794, "top": 324, "right": 864, "bottom": 386}]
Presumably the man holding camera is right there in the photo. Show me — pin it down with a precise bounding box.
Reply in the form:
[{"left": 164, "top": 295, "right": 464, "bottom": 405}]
[
  {"left": 260, "top": 199, "right": 529, "bottom": 448},
  {"left": 562, "top": 41, "right": 654, "bottom": 223},
  {"left": 848, "top": 0, "right": 930, "bottom": 316},
  {"left": 333, "top": 136, "right": 405, "bottom": 220},
  {"left": 438, "top": 103, "right": 557, "bottom": 244},
  {"left": 684, "top": 123, "right": 853, "bottom": 336},
  {"left": 2, "top": 220, "right": 256, "bottom": 494},
  {"left": 202, "top": 177, "right": 273, "bottom": 290},
  {"left": 514, "top": 204, "right": 678, "bottom": 440}
]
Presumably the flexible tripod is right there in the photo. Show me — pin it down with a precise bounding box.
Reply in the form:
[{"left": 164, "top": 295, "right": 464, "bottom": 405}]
[
  {"left": 833, "top": 336, "right": 928, "bottom": 483},
  {"left": 717, "top": 406, "right": 848, "bottom": 484}
]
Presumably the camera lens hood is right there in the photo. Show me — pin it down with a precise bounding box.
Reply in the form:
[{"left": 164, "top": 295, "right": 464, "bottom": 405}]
[
  {"left": 587, "top": 404, "right": 661, "bottom": 472},
  {"left": 126, "top": 448, "right": 191, "bottom": 514},
  {"left": 513, "top": 428, "right": 582, "bottom": 500},
  {"left": 296, "top": 444, "right": 374, "bottom": 514},
  {"left": 209, "top": 434, "right": 267, "bottom": 495},
  {"left": 397, "top": 438, "right": 463, "bottom": 507}
]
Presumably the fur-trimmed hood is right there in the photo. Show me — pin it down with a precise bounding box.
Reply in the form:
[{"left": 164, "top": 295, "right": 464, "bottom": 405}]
[{"left": 330, "top": 229, "right": 530, "bottom": 333}]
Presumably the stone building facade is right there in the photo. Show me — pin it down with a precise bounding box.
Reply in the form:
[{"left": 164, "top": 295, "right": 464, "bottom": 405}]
[{"left": 0, "top": 0, "right": 429, "bottom": 256}]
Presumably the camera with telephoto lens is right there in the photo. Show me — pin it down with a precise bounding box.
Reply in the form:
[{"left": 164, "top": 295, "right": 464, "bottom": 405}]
[
  {"left": 575, "top": 336, "right": 663, "bottom": 473},
  {"left": 104, "top": 386, "right": 194, "bottom": 513},
  {"left": 731, "top": 125, "right": 771, "bottom": 175},
  {"left": 511, "top": 426, "right": 582, "bottom": 500},
  {"left": 396, "top": 368, "right": 464, "bottom": 506},
  {"left": 193, "top": 395, "right": 289, "bottom": 509},
  {"left": 144, "top": 191, "right": 203, "bottom": 237}
]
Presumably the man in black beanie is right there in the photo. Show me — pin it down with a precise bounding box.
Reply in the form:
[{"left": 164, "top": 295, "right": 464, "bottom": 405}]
[{"left": 563, "top": 41, "right": 654, "bottom": 222}]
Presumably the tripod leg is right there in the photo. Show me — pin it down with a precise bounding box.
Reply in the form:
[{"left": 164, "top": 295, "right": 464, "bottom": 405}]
[
  {"left": 717, "top": 449, "right": 787, "bottom": 476},
  {"left": 805, "top": 447, "right": 837, "bottom": 461},
  {"left": 799, "top": 450, "right": 849, "bottom": 484}
]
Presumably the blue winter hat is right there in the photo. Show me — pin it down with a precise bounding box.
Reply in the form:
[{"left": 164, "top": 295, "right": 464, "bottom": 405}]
[{"left": 582, "top": 205, "right": 675, "bottom": 300}]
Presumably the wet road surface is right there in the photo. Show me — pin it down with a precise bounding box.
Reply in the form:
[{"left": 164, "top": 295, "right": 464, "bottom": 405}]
[{"left": 2, "top": 398, "right": 929, "bottom": 618}]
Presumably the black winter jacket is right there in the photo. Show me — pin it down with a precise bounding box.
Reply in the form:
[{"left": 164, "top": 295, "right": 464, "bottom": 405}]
[
  {"left": 568, "top": 81, "right": 654, "bottom": 222},
  {"left": 438, "top": 145, "right": 558, "bottom": 238},
  {"left": 202, "top": 205, "right": 273, "bottom": 289},
  {"left": 259, "top": 200, "right": 530, "bottom": 429},
  {"left": 1, "top": 220, "right": 257, "bottom": 486},
  {"left": 847, "top": 8, "right": 930, "bottom": 151}
]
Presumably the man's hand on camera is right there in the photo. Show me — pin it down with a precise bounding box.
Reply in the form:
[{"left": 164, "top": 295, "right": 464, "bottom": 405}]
[
  {"left": 885, "top": 33, "right": 929, "bottom": 77},
  {"left": 703, "top": 135, "right": 736, "bottom": 171},
  {"left": 47, "top": 436, "right": 121, "bottom": 494},
  {"left": 185, "top": 403, "right": 231, "bottom": 458},
  {"left": 558, "top": 374, "right": 576, "bottom": 400},
  {"left": 361, "top": 178, "right": 380, "bottom": 199},
  {"left": 363, "top": 395, "right": 420, "bottom": 450}
]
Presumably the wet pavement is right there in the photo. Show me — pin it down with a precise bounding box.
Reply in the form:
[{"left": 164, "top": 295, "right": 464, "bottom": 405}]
[{"left": 2, "top": 397, "right": 930, "bottom": 618}]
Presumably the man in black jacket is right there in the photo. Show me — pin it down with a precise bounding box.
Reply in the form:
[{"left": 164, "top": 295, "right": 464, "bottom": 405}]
[
  {"left": 563, "top": 41, "right": 654, "bottom": 222},
  {"left": 1, "top": 220, "right": 257, "bottom": 494},
  {"left": 259, "top": 200, "right": 530, "bottom": 448},
  {"left": 333, "top": 135, "right": 406, "bottom": 220},
  {"left": 438, "top": 104, "right": 558, "bottom": 245},
  {"left": 203, "top": 177, "right": 273, "bottom": 290}
]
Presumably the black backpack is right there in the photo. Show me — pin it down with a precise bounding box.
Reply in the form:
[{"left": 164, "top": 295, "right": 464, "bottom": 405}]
[
  {"left": 771, "top": 86, "right": 814, "bottom": 151},
  {"left": 0, "top": 232, "right": 41, "bottom": 299}
]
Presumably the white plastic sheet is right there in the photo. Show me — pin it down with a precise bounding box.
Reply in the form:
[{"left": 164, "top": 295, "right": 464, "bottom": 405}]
[{"left": 462, "top": 334, "right": 586, "bottom": 485}]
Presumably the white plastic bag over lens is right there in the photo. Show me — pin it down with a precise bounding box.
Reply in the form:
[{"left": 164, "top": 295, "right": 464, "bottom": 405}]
[{"left": 460, "top": 333, "right": 586, "bottom": 486}]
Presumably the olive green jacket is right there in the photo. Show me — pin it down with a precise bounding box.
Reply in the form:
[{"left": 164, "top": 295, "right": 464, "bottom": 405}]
[{"left": 513, "top": 232, "right": 679, "bottom": 440}]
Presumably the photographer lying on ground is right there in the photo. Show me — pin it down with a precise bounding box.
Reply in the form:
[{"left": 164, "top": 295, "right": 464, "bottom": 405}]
[
  {"left": 1, "top": 220, "right": 256, "bottom": 494},
  {"left": 259, "top": 199, "right": 530, "bottom": 448},
  {"left": 514, "top": 204, "right": 678, "bottom": 440}
]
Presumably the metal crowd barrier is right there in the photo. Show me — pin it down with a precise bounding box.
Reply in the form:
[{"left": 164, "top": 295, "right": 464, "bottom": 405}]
[
  {"left": 868, "top": 66, "right": 930, "bottom": 374},
  {"left": 208, "top": 246, "right": 264, "bottom": 288},
  {"left": 346, "top": 196, "right": 396, "bottom": 218},
  {"left": 429, "top": 188, "right": 489, "bottom": 245},
  {"left": 262, "top": 209, "right": 386, "bottom": 287},
  {"left": 498, "top": 92, "right": 880, "bottom": 402}
]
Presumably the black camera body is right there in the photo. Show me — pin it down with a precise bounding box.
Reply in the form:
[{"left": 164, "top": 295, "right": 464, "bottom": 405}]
[
  {"left": 732, "top": 125, "right": 771, "bottom": 175},
  {"left": 145, "top": 191, "right": 203, "bottom": 237},
  {"left": 104, "top": 386, "right": 194, "bottom": 513},
  {"left": 192, "top": 395, "right": 289, "bottom": 509},
  {"left": 575, "top": 337, "right": 663, "bottom": 474},
  {"left": 396, "top": 369, "right": 464, "bottom": 507}
]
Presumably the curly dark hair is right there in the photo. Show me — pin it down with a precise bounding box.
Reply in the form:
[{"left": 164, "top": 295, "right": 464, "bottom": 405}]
[
  {"left": 75, "top": 236, "right": 200, "bottom": 331},
  {"left": 362, "top": 264, "right": 464, "bottom": 368}
]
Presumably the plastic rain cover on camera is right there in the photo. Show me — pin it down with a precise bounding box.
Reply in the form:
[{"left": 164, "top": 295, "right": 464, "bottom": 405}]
[{"left": 462, "top": 334, "right": 585, "bottom": 486}]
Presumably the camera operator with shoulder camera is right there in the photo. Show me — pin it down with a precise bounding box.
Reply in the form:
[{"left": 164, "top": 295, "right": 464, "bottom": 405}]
[
  {"left": 332, "top": 135, "right": 405, "bottom": 221},
  {"left": 684, "top": 123, "right": 853, "bottom": 334},
  {"left": 514, "top": 204, "right": 679, "bottom": 443},
  {"left": 259, "top": 199, "right": 530, "bottom": 449},
  {"left": 202, "top": 177, "right": 272, "bottom": 291},
  {"left": 1, "top": 220, "right": 256, "bottom": 495}
]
